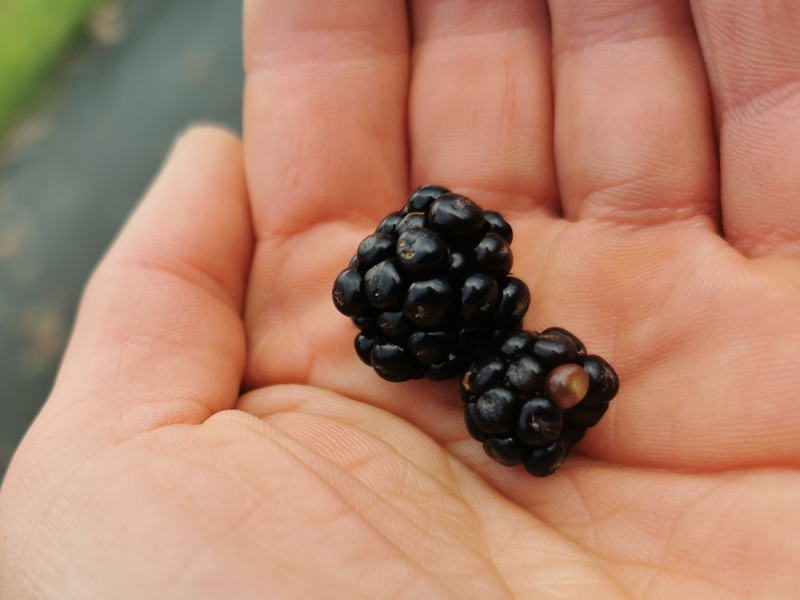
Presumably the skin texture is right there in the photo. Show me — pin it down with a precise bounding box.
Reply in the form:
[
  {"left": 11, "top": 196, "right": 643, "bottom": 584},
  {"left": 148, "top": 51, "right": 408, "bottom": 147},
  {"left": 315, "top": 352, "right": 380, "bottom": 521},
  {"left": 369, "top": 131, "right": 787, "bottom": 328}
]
[{"left": 2, "top": 0, "right": 800, "bottom": 597}]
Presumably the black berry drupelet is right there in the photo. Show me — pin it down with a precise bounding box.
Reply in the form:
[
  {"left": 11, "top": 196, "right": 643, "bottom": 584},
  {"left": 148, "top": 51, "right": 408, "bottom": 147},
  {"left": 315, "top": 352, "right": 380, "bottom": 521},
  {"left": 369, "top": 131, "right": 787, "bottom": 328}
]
[
  {"left": 460, "top": 327, "right": 619, "bottom": 477},
  {"left": 332, "top": 185, "right": 530, "bottom": 382}
]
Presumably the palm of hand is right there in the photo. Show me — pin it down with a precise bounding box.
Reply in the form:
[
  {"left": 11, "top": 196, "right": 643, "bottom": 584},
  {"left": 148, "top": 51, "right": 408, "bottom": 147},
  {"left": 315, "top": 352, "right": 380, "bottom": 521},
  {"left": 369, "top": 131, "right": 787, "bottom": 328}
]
[{"left": 2, "top": 1, "right": 800, "bottom": 598}]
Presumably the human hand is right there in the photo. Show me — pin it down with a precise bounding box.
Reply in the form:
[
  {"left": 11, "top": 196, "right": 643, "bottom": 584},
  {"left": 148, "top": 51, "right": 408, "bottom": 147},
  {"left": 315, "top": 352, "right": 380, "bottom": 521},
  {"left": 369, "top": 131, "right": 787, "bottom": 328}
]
[{"left": 2, "top": 0, "right": 799, "bottom": 597}]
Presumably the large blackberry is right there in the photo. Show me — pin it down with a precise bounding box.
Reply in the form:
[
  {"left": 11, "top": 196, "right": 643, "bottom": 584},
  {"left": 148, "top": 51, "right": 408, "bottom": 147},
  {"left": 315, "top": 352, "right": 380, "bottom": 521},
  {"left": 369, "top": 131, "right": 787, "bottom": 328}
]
[
  {"left": 333, "top": 185, "right": 530, "bottom": 382},
  {"left": 461, "top": 327, "right": 619, "bottom": 477}
]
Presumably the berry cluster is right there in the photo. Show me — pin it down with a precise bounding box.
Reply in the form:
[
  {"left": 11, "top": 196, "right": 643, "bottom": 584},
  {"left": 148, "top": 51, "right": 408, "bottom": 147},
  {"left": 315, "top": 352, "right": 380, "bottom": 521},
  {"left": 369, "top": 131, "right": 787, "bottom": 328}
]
[
  {"left": 460, "top": 327, "right": 619, "bottom": 477},
  {"left": 332, "top": 185, "right": 530, "bottom": 382},
  {"left": 332, "top": 185, "right": 619, "bottom": 477}
]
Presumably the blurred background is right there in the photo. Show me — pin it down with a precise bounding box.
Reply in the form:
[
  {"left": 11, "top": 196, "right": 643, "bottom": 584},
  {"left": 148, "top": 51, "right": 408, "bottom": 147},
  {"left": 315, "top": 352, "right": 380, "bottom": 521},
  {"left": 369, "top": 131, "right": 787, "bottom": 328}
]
[{"left": 0, "top": 0, "right": 244, "bottom": 475}]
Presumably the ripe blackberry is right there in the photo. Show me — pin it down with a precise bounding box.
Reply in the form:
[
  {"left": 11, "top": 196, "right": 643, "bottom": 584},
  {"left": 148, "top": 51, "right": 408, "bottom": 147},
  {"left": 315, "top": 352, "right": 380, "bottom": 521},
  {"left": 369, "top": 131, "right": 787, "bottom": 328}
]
[
  {"left": 461, "top": 327, "right": 619, "bottom": 476},
  {"left": 332, "top": 185, "right": 530, "bottom": 382}
]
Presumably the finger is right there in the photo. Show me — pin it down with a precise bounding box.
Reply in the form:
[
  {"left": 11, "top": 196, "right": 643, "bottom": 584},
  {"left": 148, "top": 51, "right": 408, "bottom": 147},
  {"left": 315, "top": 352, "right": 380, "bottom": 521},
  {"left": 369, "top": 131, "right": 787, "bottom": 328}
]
[
  {"left": 243, "top": 0, "right": 410, "bottom": 236},
  {"left": 691, "top": 0, "right": 800, "bottom": 257},
  {"left": 408, "top": 0, "right": 559, "bottom": 215},
  {"left": 550, "top": 0, "right": 719, "bottom": 225},
  {"left": 32, "top": 127, "right": 252, "bottom": 457}
]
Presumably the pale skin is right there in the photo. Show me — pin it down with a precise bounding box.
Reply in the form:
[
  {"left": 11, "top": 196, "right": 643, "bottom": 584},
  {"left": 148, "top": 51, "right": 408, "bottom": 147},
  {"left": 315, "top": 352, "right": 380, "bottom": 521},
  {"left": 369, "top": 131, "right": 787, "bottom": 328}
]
[{"left": 1, "top": 0, "right": 800, "bottom": 597}]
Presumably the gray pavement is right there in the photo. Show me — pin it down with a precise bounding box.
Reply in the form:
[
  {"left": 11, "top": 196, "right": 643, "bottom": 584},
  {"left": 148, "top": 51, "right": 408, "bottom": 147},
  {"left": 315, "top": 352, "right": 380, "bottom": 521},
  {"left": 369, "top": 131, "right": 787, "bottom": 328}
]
[{"left": 0, "top": 0, "right": 244, "bottom": 473}]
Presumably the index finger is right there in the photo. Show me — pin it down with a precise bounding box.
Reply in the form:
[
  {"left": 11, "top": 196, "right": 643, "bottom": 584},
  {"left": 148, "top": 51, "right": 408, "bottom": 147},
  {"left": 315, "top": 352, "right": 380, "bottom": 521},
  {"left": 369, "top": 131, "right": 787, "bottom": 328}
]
[{"left": 243, "top": 0, "right": 411, "bottom": 238}]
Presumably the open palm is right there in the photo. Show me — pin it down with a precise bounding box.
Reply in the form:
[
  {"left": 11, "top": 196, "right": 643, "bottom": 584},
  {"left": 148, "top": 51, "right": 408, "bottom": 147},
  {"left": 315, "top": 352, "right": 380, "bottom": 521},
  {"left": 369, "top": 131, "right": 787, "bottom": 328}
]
[{"left": 2, "top": 0, "right": 800, "bottom": 597}]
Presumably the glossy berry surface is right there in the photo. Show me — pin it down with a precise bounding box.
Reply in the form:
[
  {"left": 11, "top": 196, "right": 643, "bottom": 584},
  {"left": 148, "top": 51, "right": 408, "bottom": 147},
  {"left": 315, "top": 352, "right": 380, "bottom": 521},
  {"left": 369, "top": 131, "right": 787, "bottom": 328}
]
[
  {"left": 459, "top": 326, "right": 619, "bottom": 477},
  {"left": 517, "top": 398, "right": 563, "bottom": 445},
  {"left": 497, "top": 330, "right": 537, "bottom": 359},
  {"left": 333, "top": 185, "right": 530, "bottom": 383},
  {"left": 505, "top": 355, "right": 547, "bottom": 395},
  {"left": 425, "top": 352, "right": 464, "bottom": 382},
  {"left": 473, "top": 234, "right": 513, "bottom": 276},
  {"left": 532, "top": 330, "right": 580, "bottom": 369},
  {"left": 428, "top": 194, "right": 485, "bottom": 241},
  {"left": 375, "top": 211, "right": 405, "bottom": 236},
  {"left": 464, "top": 402, "right": 488, "bottom": 442},
  {"left": 352, "top": 314, "right": 376, "bottom": 330},
  {"left": 483, "top": 436, "right": 526, "bottom": 466},
  {"left": 332, "top": 268, "right": 367, "bottom": 317},
  {"left": 396, "top": 229, "right": 448, "bottom": 273},
  {"left": 543, "top": 327, "right": 587, "bottom": 356},
  {"left": 406, "top": 184, "right": 451, "bottom": 213},
  {"left": 370, "top": 341, "right": 423, "bottom": 383},
  {"left": 493, "top": 278, "right": 531, "bottom": 327},
  {"left": 357, "top": 233, "right": 395, "bottom": 270},
  {"left": 461, "top": 355, "right": 507, "bottom": 401},
  {"left": 579, "top": 355, "right": 620, "bottom": 405},
  {"left": 377, "top": 311, "right": 410, "bottom": 337},
  {"left": 404, "top": 278, "right": 453, "bottom": 327},
  {"left": 524, "top": 440, "right": 567, "bottom": 478},
  {"left": 354, "top": 329, "right": 379, "bottom": 366},
  {"left": 364, "top": 260, "right": 405, "bottom": 309},
  {"left": 395, "top": 212, "right": 427, "bottom": 237},
  {"left": 474, "top": 388, "right": 518, "bottom": 434},
  {"left": 407, "top": 330, "right": 453, "bottom": 365},
  {"left": 460, "top": 274, "right": 499, "bottom": 322},
  {"left": 482, "top": 210, "right": 513, "bottom": 243},
  {"left": 447, "top": 249, "right": 475, "bottom": 282}
]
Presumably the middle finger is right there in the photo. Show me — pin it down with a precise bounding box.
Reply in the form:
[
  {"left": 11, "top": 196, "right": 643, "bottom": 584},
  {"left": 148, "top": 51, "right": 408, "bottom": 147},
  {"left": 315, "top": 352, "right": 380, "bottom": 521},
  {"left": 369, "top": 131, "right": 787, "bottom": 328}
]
[{"left": 408, "top": 0, "right": 559, "bottom": 216}]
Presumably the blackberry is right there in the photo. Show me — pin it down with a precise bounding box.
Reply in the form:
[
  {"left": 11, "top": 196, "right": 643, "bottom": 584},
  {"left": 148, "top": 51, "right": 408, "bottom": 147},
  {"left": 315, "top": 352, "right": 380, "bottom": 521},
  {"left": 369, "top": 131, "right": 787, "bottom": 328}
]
[
  {"left": 333, "top": 185, "right": 529, "bottom": 382},
  {"left": 461, "top": 327, "right": 619, "bottom": 476}
]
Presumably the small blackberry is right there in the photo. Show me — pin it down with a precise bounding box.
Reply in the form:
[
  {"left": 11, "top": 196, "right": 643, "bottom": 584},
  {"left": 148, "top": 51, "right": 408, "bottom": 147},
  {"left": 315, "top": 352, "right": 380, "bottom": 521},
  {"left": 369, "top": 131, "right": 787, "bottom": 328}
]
[
  {"left": 332, "top": 185, "right": 529, "bottom": 382},
  {"left": 461, "top": 327, "right": 618, "bottom": 476}
]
